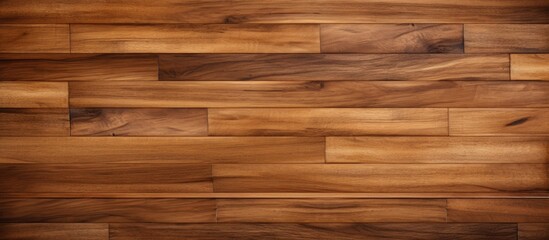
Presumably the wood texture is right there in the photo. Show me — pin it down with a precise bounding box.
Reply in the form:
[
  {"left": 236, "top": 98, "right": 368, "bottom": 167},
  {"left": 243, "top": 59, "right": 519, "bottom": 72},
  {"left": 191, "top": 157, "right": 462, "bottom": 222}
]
[
  {"left": 0, "top": 223, "right": 108, "bottom": 240},
  {"left": 511, "top": 54, "right": 549, "bottom": 80},
  {"left": 519, "top": 223, "right": 549, "bottom": 240},
  {"left": 0, "top": 24, "right": 69, "bottom": 53},
  {"left": 159, "top": 54, "right": 509, "bottom": 81},
  {"left": 208, "top": 108, "right": 448, "bottom": 136},
  {"left": 0, "top": 81, "right": 68, "bottom": 108},
  {"left": 447, "top": 199, "right": 549, "bottom": 222},
  {"left": 0, "top": 199, "right": 216, "bottom": 223},
  {"left": 70, "top": 108, "right": 207, "bottom": 136},
  {"left": 449, "top": 108, "right": 549, "bottom": 136},
  {"left": 0, "top": 109, "right": 69, "bottom": 136},
  {"left": 321, "top": 24, "right": 463, "bottom": 53},
  {"left": 326, "top": 137, "right": 549, "bottom": 163},
  {"left": 70, "top": 24, "right": 320, "bottom": 53},
  {"left": 69, "top": 81, "right": 548, "bottom": 108},
  {"left": 213, "top": 164, "right": 549, "bottom": 193},
  {"left": 0, "top": 137, "right": 324, "bottom": 164},
  {"left": 0, "top": 54, "right": 158, "bottom": 81},
  {"left": 465, "top": 24, "right": 549, "bottom": 53}
]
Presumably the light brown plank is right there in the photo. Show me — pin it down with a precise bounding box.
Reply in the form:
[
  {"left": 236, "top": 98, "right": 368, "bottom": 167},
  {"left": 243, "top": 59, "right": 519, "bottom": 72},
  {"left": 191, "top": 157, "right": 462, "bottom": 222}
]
[
  {"left": 209, "top": 108, "right": 448, "bottom": 136},
  {"left": 216, "top": 199, "right": 446, "bottom": 222},
  {"left": 110, "top": 223, "right": 516, "bottom": 240},
  {"left": 69, "top": 81, "right": 548, "bottom": 108},
  {"left": 0, "top": 109, "right": 69, "bottom": 136},
  {"left": 321, "top": 24, "right": 463, "bottom": 53},
  {"left": 449, "top": 108, "right": 549, "bottom": 136},
  {"left": 71, "top": 109, "right": 207, "bottom": 136},
  {"left": 0, "top": 199, "right": 215, "bottom": 223},
  {"left": 0, "top": 137, "right": 324, "bottom": 164},
  {"left": 213, "top": 164, "right": 549, "bottom": 193},
  {"left": 0, "top": 24, "right": 69, "bottom": 53},
  {"left": 0, "top": 81, "right": 68, "bottom": 108},
  {"left": 71, "top": 24, "right": 320, "bottom": 53},
  {"left": 0, "top": 54, "right": 158, "bottom": 81},
  {"left": 519, "top": 223, "right": 549, "bottom": 240},
  {"left": 448, "top": 199, "right": 549, "bottom": 222},
  {"left": 512, "top": 54, "right": 549, "bottom": 80},
  {"left": 0, "top": 223, "right": 108, "bottom": 240},
  {"left": 159, "top": 54, "right": 509, "bottom": 81},
  {"left": 465, "top": 24, "right": 549, "bottom": 53},
  {"left": 327, "top": 137, "right": 549, "bottom": 164}
]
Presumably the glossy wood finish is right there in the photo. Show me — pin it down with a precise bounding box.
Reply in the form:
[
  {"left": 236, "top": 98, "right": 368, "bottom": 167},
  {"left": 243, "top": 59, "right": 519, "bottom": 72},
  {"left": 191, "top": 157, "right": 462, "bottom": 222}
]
[
  {"left": 447, "top": 199, "right": 549, "bottom": 222},
  {"left": 519, "top": 223, "right": 549, "bottom": 240},
  {"left": 0, "top": 82, "right": 68, "bottom": 108},
  {"left": 0, "top": 24, "right": 69, "bottom": 53},
  {"left": 511, "top": 54, "right": 549, "bottom": 80},
  {"left": 0, "top": 109, "right": 69, "bottom": 136},
  {"left": 0, "top": 223, "right": 109, "bottom": 240},
  {"left": 465, "top": 24, "right": 549, "bottom": 53}
]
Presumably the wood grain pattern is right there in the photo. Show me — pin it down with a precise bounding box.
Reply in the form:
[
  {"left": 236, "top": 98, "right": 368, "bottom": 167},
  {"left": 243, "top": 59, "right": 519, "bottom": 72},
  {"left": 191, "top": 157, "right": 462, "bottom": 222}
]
[
  {"left": 71, "top": 24, "right": 320, "bottom": 53},
  {"left": 0, "top": 24, "right": 69, "bottom": 53},
  {"left": 70, "top": 109, "right": 207, "bottom": 136},
  {"left": 213, "top": 164, "right": 549, "bottom": 193},
  {"left": 0, "top": 137, "right": 324, "bottom": 164},
  {"left": 449, "top": 108, "right": 549, "bottom": 136},
  {"left": 326, "top": 137, "right": 549, "bottom": 163},
  {"left": 0, "top": 164, "right": 212, "bottom": 193},
  {"left": 0, "top": 109, "right": 69, "bottom": 136},
  {"left": 511, "top": 54, "right": 549, "bottom": 80},
  {"left": 519, "top": 223, "right": 549, "bottom": 240},
  {"left": 216, "top": 199, "right": 446, "bottom": 222},
  {"left": 0, "top": 54, "right": 158, "bottom": 81},
  {"left": 109, "top": 223, "right": 516, "bottom": 240},
  {"left": 0, "top": 199, "right": 216, "bottom": 223},
  {"left": 0, "top": 81, "right": 68, "bottom": 108},
  {"left": 321, "top": 24, "right": 463, "bottom": 53},
  {"left": 69, "top": 81, "right": 548, "bottom": 108},
  {"left": 0, "top": 223, "right": 108, "bottom": 240},
  {"left": 159, "top": 54, "right": 509, "bottom": 81},
  {"left": 447, "top": 199, "right": 549, "bottom": 222},
  {"left": 208, "top": 108, "right": 448, "bottom": 136},
  {"left": 465, "top": 24, "right": 549, "bottom": 53}
]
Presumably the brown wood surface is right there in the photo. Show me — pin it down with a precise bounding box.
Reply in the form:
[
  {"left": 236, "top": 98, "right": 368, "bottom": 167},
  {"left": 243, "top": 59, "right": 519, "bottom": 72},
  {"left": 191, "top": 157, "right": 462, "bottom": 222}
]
[
  {"left": 511, "top": 54, "right": 549, "bottom": 80},
  {"left": 0, "top": 81, "right": 68, "bottom": 108},
  {"left": 0, "top": 109, "right": 69, "bottom": 136},
  {"left": 465, "top": 24, "right": 549, "bottom": 53},
  {"left": 0, "top": 24, "right": 69, "bottom": 53},
  {"left": 0, "top": 223, "right": 108, "bottom": 240},
  {"left": 519, "top": 223, "right": 549, "bottom": 240},
  {"left": 447, "top": 199, "right": 549, "bottom": 222}
]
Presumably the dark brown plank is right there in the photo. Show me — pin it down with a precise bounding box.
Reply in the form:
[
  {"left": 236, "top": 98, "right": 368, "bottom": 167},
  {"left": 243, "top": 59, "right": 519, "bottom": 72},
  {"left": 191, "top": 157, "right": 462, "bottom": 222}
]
[
  {"left": 321, "top": 24, "right": 463, "bottom": 53},
  {"left": 0, "top": 223, "right": 108, "bottom": 240},
  {"left": 0, "top": 164, "right": 212, "bottom": 193},
  {"left": 213, "top": 164, "right": 549, "bottom": 193},
  {"left": 0, "top": 199, "right": 215, "bottom": 223},
  {"left": 0, "top": 109, "right": 69, "bottom": 136},
  {"left": 0, "top": 81, "right": 68, "bottom": 108},
  {"left": 519, "top": 223, "right": 549, "bottom": 240},
  {"left": 69, "top": 81, "right": 548, "bottom": 108},
  {"left": 448, "top": 199, "right": 549, "bottom": 222},
  {"left": 71, "top": 109, "right": 207, "bottom": 136},
  {"left": 110, "top": 223, "right": 516, "bottom": 240},
  {"left": 0, "top": 24, "right": 69, "bottom": 53},
  {"left": 512, "top": 54, "right": 549, "bottom": 80},
  {"left": 0, "top": 137, "right": 323, "bottom": 164},
  {"left": 0, "top": 54, "right": 158, "bottom": 81},
  {"left": 208, "top": 108, "right": 448, "bottom": 136},
  {"left": 159, "top": 54, "right": 509, "bottom": 81},
  {"left": 465, "top": 24, "right": 549, "bottom": 53}
]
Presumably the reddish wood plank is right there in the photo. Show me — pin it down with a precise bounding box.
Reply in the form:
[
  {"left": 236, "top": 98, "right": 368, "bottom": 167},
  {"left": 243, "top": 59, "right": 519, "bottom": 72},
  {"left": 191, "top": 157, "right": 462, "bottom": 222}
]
[
  {"left": 448, "top": 199, "right": 549, "bottom": 222},
  {"left": 0, "top": 223, "right": 108, "bottom": 240},
  {"left": 0, "top": 24, "right": 69, "bottom": 53},
  {"left": 519, "top": 223, "right": 549, "bottom": 240},
  {"left": 0, "top": 81, "right": 68, "bottom": 108},
  {"left": 0, "top": 109, "right": 69, "bottom": 136},
  {"left": 465, "top": 24, "right": 549, "bottom": 53}
]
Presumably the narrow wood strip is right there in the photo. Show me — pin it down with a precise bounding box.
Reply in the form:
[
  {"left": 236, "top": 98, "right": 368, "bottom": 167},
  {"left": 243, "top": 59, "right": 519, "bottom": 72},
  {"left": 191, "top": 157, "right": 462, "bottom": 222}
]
[
  {"left": 0, "top": 81, "right": 68, "bottom": 108},
  {"left": 209, "top": 108, "right": 448, "bottom": 136},
  {"left": 465, "top": 24, "right": 549, "bottom": 53},
  {"left": 70, "top": 24, "right": 320, "bottom": 53},
  {"left": 447, "top": 199, "right": 549, "bottom": 222},
  {"left": 326, "top": 137, "right": 549, "bottom": 163},
  {"left": 511, "top": 54, "right": 549, "bottom": 80},
  {"left": 519, "top": 223, "right": 549, "bottom": 240},
  {"left": 0, "top": 223, "right": 108, "bottom": 240},
  {"left": 0, "top": 24, "right": 69, "bottom": 53},
  {"left": 0, "top": 109, "right": 69, "bottom": 136}
]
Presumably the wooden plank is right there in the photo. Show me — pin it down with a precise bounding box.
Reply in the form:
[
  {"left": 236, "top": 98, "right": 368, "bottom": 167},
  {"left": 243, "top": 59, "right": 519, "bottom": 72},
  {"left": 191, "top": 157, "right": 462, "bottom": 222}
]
[
  {"left": 70, "top": 24, "right": 320, "bottom": 53},
  {"left": 326, "top": 137, "right": 549, "bottom": 163},
  {"left": 216, "top": 199, "right": 446, "bottom": 222},
  {"left": 512, "top": 54, "right": 549, "bottom": 80},
  {"left": 1, "top": 0, "right": 548, "bottom": 23},
  {"left": 519, "top": 223, "right": 549, "bottom": 240},
  {"left": 0, "top": 199, "right": 215, "bottom": 223},
  {"left": 0, "top": 24, "right": 69, "bottom": 53},
  {"left": 447, "top": 199, "right": 549, "bottom": 222},
  {"left": 209, "top": 108, "right": 448, "bottom": 136},
  {"left": 0, "top": 109, "right": 69, "bottom": 136},
  {"left": 110, "top": 223, "right": 516, "bottom": 240},
  {"left": 321, "top": 24, "right": 463, "bottom": 53},
  {"left": 0, "top": 81, "right": 68, "bottom": 108},
  {"left": 0, "top": 137, "right": 324, "bottom": 164},
  {"left": 0, "top": 54, "right": 158, "bottom": 81},
  {"left": 71, "top": 109, "right": 207, "bottom": 136},
  {"left": 69, "top": 81, "right": 548, "bottom": 108},
  {"left": 0, "top": 164, "right": 212, "bottom": 193},
  {"left": 465, "top": 24, "right": 549, "bottom": 53},
  {"left": 0, "top": 223, "right": 108, "bottom": 240},
  {"left": 449, "top": 108, "right": 549, "bottom": 136}
]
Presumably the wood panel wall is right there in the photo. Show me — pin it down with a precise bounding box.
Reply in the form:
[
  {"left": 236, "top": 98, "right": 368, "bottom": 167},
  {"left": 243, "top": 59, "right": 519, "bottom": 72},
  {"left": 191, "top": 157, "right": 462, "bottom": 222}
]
[{"left": 0, "top": 1, "right": 548, "bottom": 239}]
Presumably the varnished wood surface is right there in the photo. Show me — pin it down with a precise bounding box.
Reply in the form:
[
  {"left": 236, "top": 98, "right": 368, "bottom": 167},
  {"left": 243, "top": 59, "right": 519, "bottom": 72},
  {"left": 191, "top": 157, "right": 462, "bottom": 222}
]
[
  {"left": 0, "top": 81, "right": 68, "bottom": 108},
  {"left": 519, "top": 223, "right": 549, "bottom": 240},
  {"left": 0, "top": 109, "right": 69, "bottom": 136},
  {"left": 447, "top": 199, "right": 549, "bottom": 222},
  {"left": 0, "top": 223, "right": 109, "bottom": 240},
  {"left": 0, "top": 24, "right": 69, "bottom": 53},
  {"left": 465, "top": 24, "right": 549, "bottom": 53},
  {"left": 511, "top": 54, "right": 549, "bottom": 80}
]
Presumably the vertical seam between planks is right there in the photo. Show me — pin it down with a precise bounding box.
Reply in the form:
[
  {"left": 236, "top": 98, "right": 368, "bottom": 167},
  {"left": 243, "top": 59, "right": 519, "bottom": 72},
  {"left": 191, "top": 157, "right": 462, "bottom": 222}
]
[
  {"left": 445, "top": 198, "right": 448, "bottom": 222},
  {"left": 508, "top": 54, "right": 512, "bottom": 80},
  {"left": 461, "top": 24, "right": 464, "bottom": 53},
  {"left": 206, "top": 108, "right": 210, "bottom": 136},
  {"left": 156, "top": 54, "right": 160, "bottom": 81},
  {"left": 318, "top": 24, "right": 322, "bottom": 53},
  {"left": 69, "top": 24, "right": 72, "bottom": 53}
]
